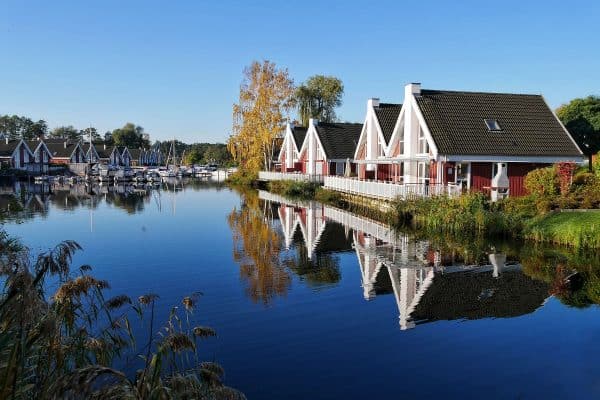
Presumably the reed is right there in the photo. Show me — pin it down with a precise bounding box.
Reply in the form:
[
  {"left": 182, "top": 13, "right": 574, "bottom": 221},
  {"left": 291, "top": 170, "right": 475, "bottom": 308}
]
[{"left": 0, "top": 238, "right": 245, "bottom": 399}]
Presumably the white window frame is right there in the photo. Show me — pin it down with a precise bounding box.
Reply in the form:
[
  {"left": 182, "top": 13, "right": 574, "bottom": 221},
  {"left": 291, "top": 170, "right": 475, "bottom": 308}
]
[
  {"left": 417, "top": 125, "right": 429, "bottom": 155},
  {"left": 417, "top": 162, "right": 430, "bottom": 184}
]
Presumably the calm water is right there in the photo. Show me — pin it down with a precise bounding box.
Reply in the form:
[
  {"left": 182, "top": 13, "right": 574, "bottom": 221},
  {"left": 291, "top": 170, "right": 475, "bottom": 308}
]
[{"left": 3, "top": 179, "right": 600, "bottom": 399}]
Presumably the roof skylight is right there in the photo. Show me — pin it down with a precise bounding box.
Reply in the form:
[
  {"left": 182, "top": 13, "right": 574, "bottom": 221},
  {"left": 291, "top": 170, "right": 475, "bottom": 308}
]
[{"left": 484, "top": 119, "right": 502, "bottom": 131}]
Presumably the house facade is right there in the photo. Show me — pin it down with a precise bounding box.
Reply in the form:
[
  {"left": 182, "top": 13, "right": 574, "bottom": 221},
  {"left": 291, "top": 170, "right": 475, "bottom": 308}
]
[
  {"left": 349, "top": 83, "right": 584, "bottom": 198},
  {"left": 0, "top": 139, "right": 34, "bottom": 170},
  {"left": 83, "top": 142, "right": 100, "bottom": 163},
  {"left": 297, "top": 119, "right": 362, "bottom": 176},
  {"left": 27, "top": 139, "right": 53, "bottom": 173},
  {"left": 278, "top": 123, "right": 307, "bottom": 172}
]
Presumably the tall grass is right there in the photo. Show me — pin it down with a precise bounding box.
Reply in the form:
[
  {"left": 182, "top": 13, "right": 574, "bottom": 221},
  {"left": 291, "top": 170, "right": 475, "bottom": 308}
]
[
  {"left": 267, "top": 180, "right": 320, "bottom": 199},
  {"left": 0, "top": 238, "right": 245, "bottom": 399},
  {"left": 525, "top": 211, "right": 600, "bottom": 249},
  {"left": 390, "top": 192, "right": 517, "bottom": 236}
]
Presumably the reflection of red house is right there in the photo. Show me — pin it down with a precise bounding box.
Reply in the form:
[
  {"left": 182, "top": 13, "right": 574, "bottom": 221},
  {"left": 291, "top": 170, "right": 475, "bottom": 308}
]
[{"left": 352, "top": 83, "right": 584, "bottom": 197}]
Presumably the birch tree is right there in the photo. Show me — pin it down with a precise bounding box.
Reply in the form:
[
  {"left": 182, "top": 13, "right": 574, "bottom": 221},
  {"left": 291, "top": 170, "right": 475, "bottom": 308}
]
[{"left": 228, "top": 61, "right": 295, "bottom": 172}]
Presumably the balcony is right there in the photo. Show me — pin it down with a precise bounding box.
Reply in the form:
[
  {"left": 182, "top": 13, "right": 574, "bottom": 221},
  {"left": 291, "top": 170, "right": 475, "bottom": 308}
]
[
  {"left": 258, "top": 171, "right": 324, "bottom": 183},
  {"left": 323, "top": 176, "right": 462, "bottom": 200}
]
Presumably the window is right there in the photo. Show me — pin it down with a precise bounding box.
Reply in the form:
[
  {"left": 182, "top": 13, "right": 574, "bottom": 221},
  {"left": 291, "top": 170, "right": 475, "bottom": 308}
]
[
  {"left": 417, "top": 125, "right": 429, "bottom": 154},
  {"left": 484, "top": 119, "right": 502, "bottom": 131}
]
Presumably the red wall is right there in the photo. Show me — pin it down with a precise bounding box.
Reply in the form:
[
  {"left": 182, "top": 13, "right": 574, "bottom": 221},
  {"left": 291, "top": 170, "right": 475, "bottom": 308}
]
[
  {"left": 471, "top": 162, "right": 493, "bottom": 193},
  {"left": 508, "top": 163, "right": 548, "bottom": 197},
  {"left": 470, "top": 162, "right": 550, "bottom": 197}
]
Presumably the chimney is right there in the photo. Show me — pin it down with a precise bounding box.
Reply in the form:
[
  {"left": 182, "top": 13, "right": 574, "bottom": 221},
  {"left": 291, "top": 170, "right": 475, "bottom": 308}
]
[
  {"left": 309, "top": 118, "right": 319, "bottom": 127},
  {"left": 405, "top": 82, "right": 421, "bottom": 97},
  {"left": 368, "top": 98, "right": 380, "bottom": 108},
  {"left": 64, "top": 141, "right": 67, "bottom": 149}
]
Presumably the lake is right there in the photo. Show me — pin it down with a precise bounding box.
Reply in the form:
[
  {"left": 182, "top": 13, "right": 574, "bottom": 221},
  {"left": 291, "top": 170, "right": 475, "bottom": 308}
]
[{"left": 2, "top": 179, "right": 600, "bottom": 399}]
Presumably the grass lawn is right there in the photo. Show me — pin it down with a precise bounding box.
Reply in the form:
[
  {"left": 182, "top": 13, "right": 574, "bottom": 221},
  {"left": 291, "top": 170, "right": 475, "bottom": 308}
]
[{"left": 526, "top": 211, "right": 600, "bottom": 248}]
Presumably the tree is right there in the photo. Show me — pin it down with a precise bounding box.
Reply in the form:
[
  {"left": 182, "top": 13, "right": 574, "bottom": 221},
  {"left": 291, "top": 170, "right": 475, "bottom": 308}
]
[
  {"left": 228, "top": 60, "right": 296, "bottom": 172},
  {"left": 80, "top": 127, "right": 101, "bottom": 142},
  {"left": 28, "top": 120, "right": 48, "bottom": 139},
  {"left": 111, "top": 123, "right": 150, "bottom": 148},
  {"left": 556, "top": 96, "right": 600, "bottom": 170},
  {"left": 104, "top": 131, "right": 113, "bottom": 145},
  {"left": 0, "top": 115, "right": 47, "bottom": 139},
  {"left": 183, "top": 148, "right": 203, "bottom": 165},
  {"left": 50, "top": 125, "right": 80, "bottom": 140},
  {"left": 295, "top": 75, "right": 344, "bottom": 126}
]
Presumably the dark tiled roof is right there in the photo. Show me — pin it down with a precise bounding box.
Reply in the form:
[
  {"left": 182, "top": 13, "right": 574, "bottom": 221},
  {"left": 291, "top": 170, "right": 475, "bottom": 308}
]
[
  {"left": 43, "top": 140, "right": 79, "bottom": 158},
  {"left": 315, "top": 122, "right": 363, "bottom": 160},
  {"left": 0, "top": 140, "right": 21, "bottom": 157},
  {"left": 128, "top": 148, "right": 141, "bottom": 159},
  {"left": 81, "top": 143, "right": 98, "bottom": 154},
  {"left": 291, "top": 126, "right": 307, "bottom": 150},
  {"left": 27, "top": 140, "right": 45, "bottom": 152},
  {"left": 415, "top": 89, "right": 582, "bottom": 157},
  {"left": 96, "top": 147, "right": 112, "bottom": 159},
  {"left": 374, "top": 103, "right": 402, "bottom": 145}
]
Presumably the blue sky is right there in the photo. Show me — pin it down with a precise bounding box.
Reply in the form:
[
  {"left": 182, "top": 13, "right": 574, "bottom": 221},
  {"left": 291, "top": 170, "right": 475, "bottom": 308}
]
[{"left": 0, "top": 0, "right": 598, "bottom": 143}]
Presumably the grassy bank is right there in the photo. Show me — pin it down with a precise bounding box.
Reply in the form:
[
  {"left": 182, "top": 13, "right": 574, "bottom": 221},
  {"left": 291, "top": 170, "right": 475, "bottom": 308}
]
[
  {"left": 267, "top": 180, "right": 320, "bottom": 199},
  {"left": 525, "top": 211, "right": 600, "bottom": 248}
]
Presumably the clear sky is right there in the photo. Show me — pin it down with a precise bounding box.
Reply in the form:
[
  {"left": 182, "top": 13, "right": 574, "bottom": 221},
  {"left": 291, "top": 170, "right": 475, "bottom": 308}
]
[{"left": 1, "top": 0, "right": 598, "bottom": 143}]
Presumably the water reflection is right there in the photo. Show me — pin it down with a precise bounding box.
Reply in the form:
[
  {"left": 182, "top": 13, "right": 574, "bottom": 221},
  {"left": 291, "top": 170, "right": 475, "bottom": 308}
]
[
  {"left": 225, "top": 190, "right": 559, "bottom": 330},
  {"left": 0, "top": 178, "right": 227, "bottom": 220}
]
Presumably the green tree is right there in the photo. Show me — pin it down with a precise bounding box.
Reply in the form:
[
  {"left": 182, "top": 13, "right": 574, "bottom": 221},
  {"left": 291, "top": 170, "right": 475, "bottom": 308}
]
[
  {"left": 79, "top": 127, "right": 101, "bottom": 142},
  {"left": 112, "top": 123, "right": 150, "bottom": 148},
  {"left": 50, "top": 125, "right": 80, "bottom": 140},
  {"left": 556, "top": 96, "right": 600, "bottom": 170},
  {"left": 295, "top": 75, "right": 344, "bottom": 126},
  {"left": 183, "top": 148, "right": 203, "bottom": 165},
  {"left": 0, "top": 115, "right": 47, "bottom": 139}
]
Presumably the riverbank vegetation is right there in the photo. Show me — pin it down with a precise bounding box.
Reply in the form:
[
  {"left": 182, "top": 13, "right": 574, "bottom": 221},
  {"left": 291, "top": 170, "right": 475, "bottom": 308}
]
[
  {"left": 0, "top": 235, "right": 244, "bottom": 399},
  {"left": 256, "top": 162, "right": 600, "bottom": 249}
]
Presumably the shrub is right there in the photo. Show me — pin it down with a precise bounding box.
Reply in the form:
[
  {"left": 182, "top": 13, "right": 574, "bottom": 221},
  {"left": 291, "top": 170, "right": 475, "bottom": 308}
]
[
  {"left": 524, "top": 166, "right": 559, "bottom": 198},
  {"left": 226, "top": 170, "right": 257, "bottom": 186},
  {"left": 267, "top": 180, "right": 319, "bottom": 199}
]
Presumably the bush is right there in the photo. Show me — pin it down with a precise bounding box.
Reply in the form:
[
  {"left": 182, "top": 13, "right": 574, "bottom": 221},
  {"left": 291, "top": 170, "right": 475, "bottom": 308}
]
[
  {"left": 226, "top": 170, "right": 257, "bottom": 186},
  {"left": 267, "top": 180, "right": 319, "bottom": 199},
  {"left": 524, "top": 166, "right": 559, "bottom": 198}
]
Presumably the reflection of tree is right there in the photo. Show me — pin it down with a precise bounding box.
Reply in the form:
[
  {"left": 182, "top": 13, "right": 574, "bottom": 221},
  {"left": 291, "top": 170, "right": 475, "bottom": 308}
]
[
  {"left": 104, "top": 192, "right": 147, "bottom": 214},
  {"left": 227, "top": 189, "right": 291, "bottom": 305},
  {"left": 519, "top": 246, "right": 600, "bottom": 308},
  {"left": 285, "top": 244, "right": 341, "bottom": 287}
]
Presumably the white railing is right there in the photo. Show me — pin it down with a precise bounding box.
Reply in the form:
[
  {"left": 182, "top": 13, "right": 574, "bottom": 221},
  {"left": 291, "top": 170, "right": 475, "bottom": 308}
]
[
  {"left": 323, "top": 176, "right": 461, "bottom": 200},
  {"left": 258, "top": 171, "right": 324, "bottom": 183}
]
